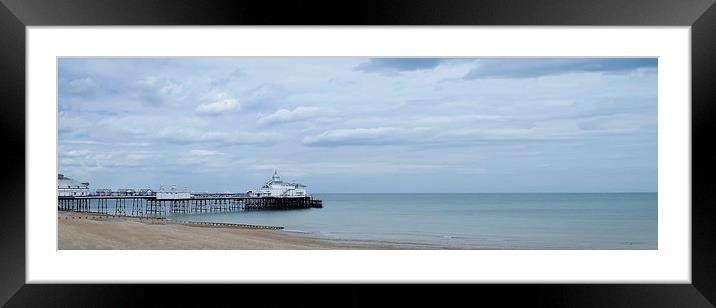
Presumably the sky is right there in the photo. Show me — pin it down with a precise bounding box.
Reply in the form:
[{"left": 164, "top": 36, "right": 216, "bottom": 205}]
[{"left": 58, "top": 58, "right": 657, "bottom": 193}]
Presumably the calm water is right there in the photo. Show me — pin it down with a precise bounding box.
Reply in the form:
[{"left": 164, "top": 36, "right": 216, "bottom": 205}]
[{"left": 167, "top": 193, "right": 657, "bottom": 249}]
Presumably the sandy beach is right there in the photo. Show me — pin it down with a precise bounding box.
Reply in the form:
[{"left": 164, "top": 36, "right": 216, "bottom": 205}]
[{"left": 58, "top": 211, "right": 436, "bottom": 250}]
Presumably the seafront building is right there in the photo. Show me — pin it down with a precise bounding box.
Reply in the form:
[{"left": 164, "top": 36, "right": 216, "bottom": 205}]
[
  {"left": 58, "top": 170, "right": 309, "bottom": 199},
  {"left": 57, "top": 174, "right": 90, "bottom": 197},
  {"left": 249, "top": 170, "right": 309, "bottom": 198},
  {"left": 57, "top": 170, "right": 322, "bottom": 215},
  {"left": 155, "top": 185, "right": 191, "bottom": 200},
  {"left": 97, "top": 188, "right": 156, "bottom": 196},
  {"left": 137, "top": 188, "right": 155, "bottom": 196},
  {"left": 116, "top": 188, "right": 136, "bottom": 196},
  {"left": 95, "top": 188, "right": 112, "bottom": 196}
]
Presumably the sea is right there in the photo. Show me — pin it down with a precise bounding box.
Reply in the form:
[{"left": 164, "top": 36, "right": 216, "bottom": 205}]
[{"left": 167, "top": 193, "right": 657, "bottom": 250}]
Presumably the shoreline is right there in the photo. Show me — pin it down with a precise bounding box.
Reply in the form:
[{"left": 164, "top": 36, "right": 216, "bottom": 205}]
[{"left": 58, "top": 211, "right": 442, "bottom": 250}]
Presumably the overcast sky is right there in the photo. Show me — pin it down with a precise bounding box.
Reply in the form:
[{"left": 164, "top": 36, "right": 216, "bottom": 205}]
[{"left": 58, "top": 58, "right": 657, "bottom": 193}]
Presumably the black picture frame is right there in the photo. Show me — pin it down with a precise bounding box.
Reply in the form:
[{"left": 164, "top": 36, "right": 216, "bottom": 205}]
[{"left": 1, "top": 0, "right": 715, "bottom": 306}]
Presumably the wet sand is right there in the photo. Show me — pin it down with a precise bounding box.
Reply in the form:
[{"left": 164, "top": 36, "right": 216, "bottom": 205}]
[{"left": 58, "top": 211, "right": 436, "bottom": 250}]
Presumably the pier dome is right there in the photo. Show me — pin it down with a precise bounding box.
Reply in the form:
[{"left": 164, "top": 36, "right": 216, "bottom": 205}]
[
  {"left": 271, "top": 170, "right": 281, "bottom": 182},
  {"left": 251, "top": 170, "right": 309, "bottom": 198}
]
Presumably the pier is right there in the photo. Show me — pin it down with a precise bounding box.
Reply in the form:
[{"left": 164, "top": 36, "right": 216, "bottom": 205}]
[
  {"left": 57, "top": 195, "right": 323, "bottom": 218},
  {"left": 57, "top": 171, "right": 322, "bottom": 218}
]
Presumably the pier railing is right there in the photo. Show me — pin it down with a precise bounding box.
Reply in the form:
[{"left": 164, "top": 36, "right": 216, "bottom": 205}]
[{"left": 57, "top": 195, "right": 323, "bottom": 218}]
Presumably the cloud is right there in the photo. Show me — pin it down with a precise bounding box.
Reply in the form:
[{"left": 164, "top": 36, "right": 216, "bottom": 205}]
[
  {"left": 62, "top": 140, "right": 101, "bottom": 145},
  {"left": 210, "top": 68, "right": 245, "bottom": 86},
  {"left": 67, "top": 77, "right": 98, "bottom": 95},
  {"left": 243, "top": 84, "right": 286, "bottom": 107},
  {"left": 189, "top": 149, "right": 223, "bottom": 156},
  {"left": 196, "top": 93, "right": 240, "bottom": 114},
  {"left": 435, "top": 127, "right": 542, "bottom": 141},
  {"left": 354, "top": 58, "right": 444, "bottom": 73},
  {"left": 119, "top": 142, "right": 152, "bottom": 147},
  {"left": 250, "top": 161, "right": 447, "bottom": 175},
  {"left": 62, "top": 149, "right": 91, "bottom": 157},
  {"left": 58, "top": 113, "right": 96, "bottom": 137},
  {"left": 132, "top": 76, "right": 184, "bottom": 105},
  {"left": 150, "top": 128, "right": 277, "bottom": 145},
  {"left": 464, "top": 58, "right": 657, "bottom": 79},
  {"left": 302, "top": 127, "right": 422, "bottom": 147},
  {"left": 57, "top": 57, "right": 657, "bottom": 192},
  {"left": 59, "top": 150, "right": 156, "bottom": 171},
  {"left": 257, "top": 106, "right": 325, "bottom": 125},
  {"left": 126, "top": 152, "right": 155, "bottom": 161},
  {"left": 60, "top": 110, "right": 281, "bottom": 147},
  {"left": 410, "top": 114, "right": 506, "bottom": 126}
]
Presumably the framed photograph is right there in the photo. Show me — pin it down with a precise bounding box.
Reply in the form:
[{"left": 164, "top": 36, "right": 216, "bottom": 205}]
[{"left": 2, "top": 0, "right": 715, "bottom": 306}]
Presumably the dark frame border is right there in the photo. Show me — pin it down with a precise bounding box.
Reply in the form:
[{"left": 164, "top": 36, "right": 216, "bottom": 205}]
[{"left": 1, "top": 0, "right": 715, "bottom": 306}]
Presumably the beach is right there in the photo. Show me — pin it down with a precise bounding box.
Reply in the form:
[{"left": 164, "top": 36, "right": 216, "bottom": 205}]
[{"left": 58, "top": 211, "right": 433, "bottom": 250}]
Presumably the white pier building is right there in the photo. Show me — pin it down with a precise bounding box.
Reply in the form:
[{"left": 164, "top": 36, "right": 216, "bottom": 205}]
[
  {"left": 57, "top": 174, "right": 90, "bottom": 197},
  {"left": 155, "top": 185, "right": 191, "bottom": 200},
  {"left": 249, "top": 170, "right": 309, "bottom": 198}
]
